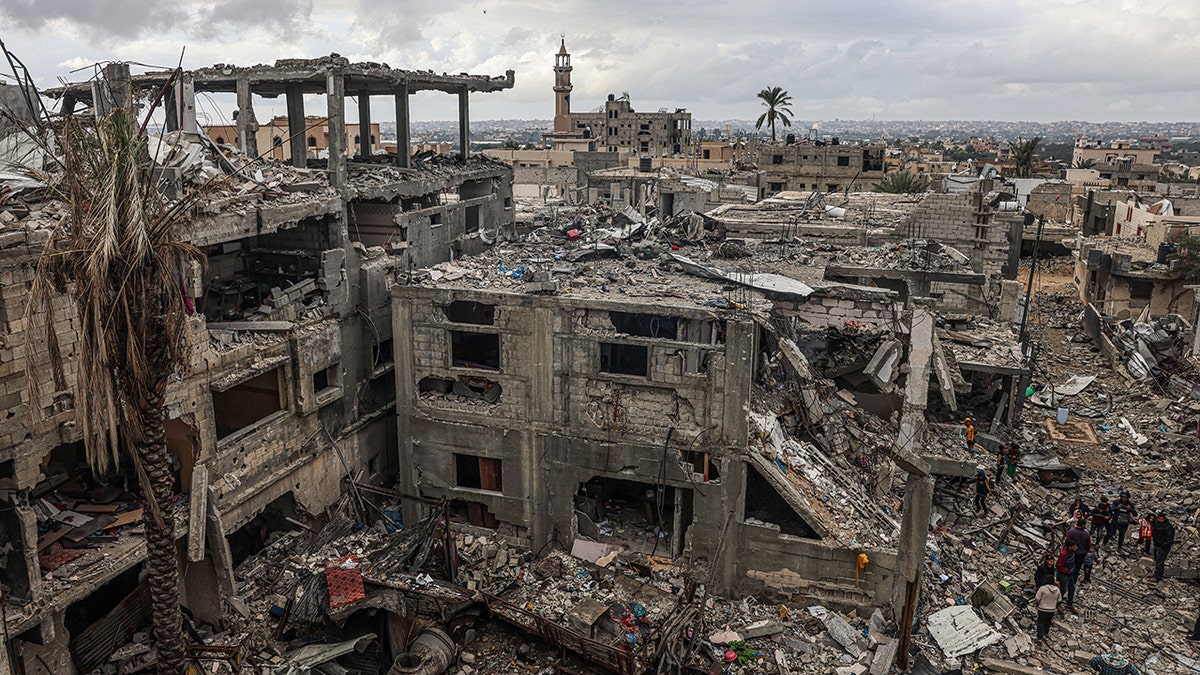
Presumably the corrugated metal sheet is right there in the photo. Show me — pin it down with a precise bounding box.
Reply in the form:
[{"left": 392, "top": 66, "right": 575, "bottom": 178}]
[
  {"left": 70, "top": 583, "right": 151, "bottom": 673},
  {"left": 926, "top": 605, "right": 1003, "bottom": 658}
]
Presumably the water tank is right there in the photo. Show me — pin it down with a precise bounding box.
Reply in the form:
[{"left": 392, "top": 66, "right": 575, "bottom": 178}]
[
  {"left": 638, "top": 156, "right": 652, "bottom": 172},
  {"left": 1157, "top": 241, "right": 1177, "bottom": 264},
  {"left": 785, "top": 133, "right": 796, "bottom": 145}
]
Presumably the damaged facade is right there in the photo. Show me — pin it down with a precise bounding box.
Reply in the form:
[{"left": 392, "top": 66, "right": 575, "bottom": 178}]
[{"left": 0, "top": 55, "right": 515, "bottom": 673}]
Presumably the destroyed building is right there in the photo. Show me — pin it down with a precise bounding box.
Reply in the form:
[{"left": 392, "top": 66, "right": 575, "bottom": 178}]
[
  {"left": 549, "top": 40, "right": 692, "bottom": 157},
  {"left": 756, "top": 139, "right": 887, "bottom": 195},
  {"left": 0, "top": 55, "right": 515, "bottom": 673}
]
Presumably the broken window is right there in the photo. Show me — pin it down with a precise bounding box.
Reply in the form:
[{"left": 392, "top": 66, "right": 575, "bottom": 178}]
[
  {"left": 450, "top": 330, "right": 501, "bottom": 370},
  {"left": 1129, "top": 280, "right": 1154, "bottom": 308},
  {"left": 772, "top": 155, "right": 783, "bottom": 164},
  {"left": 837, "top": 155, "right": 850, "bottom": 166},
  {"left": 455, "top": 454, "right": 502, "bottom": 492},
  {"left": 212, "top": 367, "right": 285, "bottom": 440},
  {"left": 372, "top": 338, "right": 394, "bottom": 368},
  {"left": 307, "top": 136, "right": 317, "bottom": 147},
  {"left": 430, "top": 213, "right": 443, "bottom": 226},
  {"left": 681, "top": 450, "right": 720, "bottom": 482},
  {"left": 769, "top": 182, "right": 784, "bottom": 193},
  {"left": 609, "top": 311, "right": 678, "bottom": 338},
  {"left": 449, "top": 499, "right": 498, "bottom": 529},
  {"left": 312, "top": 363, "right": 342, "bottom": 400},
  {"left": 599, "top": 342, "right": 648, "bottom": 376},
  {"left": 743, "top": 465, "right": 820, "bottom": 539},
  {"left": 465, "top": 204, "right": 480, "bottom": 233},
  {"left": 64, "top": 564, "right": 146, "bottom": 672},
  {"left": 444, "top": 299, "right": 494, "bottom": 324},
  {"left": 418, "top": 376, "right": 502, "bottom": 403}
]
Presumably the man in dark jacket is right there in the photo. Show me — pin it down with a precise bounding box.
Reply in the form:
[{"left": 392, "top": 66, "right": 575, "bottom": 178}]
[
  {"left": 974, "top": 469, "right": 992, "bottom": 512},
  {"left": 1034, "top": 553, "right": 1057, "bottom": 589},
  {"left": 1105, "top": 492, "right": 1137, "bottom": 553},
  {"left": 1150, "top": 513, "right": 1175, "bottom": 582},
  {"left": 1067, "top": 519, "right": 1095, "bottom": 583}
]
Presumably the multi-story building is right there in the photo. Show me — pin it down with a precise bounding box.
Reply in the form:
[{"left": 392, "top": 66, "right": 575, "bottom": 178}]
[
  {"left": 547, "top": 40, "right": 692, "bottom": 158},
  {"left": 0, "top": 55, "right": 514, "bottom": 673},
  {"left": 205, "top": 116, "right": 383, "bottom": 159},
  {"left": 756, "top": 140, "right": 887, "bottom": 195}
]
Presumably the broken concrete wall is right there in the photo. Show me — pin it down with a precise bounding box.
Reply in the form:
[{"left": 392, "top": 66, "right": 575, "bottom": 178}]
[{"left": 393, "top": 286, "right": 754, "bottom": 586}]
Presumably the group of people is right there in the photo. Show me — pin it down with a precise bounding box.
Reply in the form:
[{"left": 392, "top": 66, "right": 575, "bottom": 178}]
[
  {"left": 1032, "top": 492, "right": 1177, "bottom": 653},
  {"left": 969, "top": 436, "right": 1020, "bottom": 512}
]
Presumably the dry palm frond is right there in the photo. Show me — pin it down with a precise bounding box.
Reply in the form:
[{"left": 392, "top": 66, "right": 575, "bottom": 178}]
[{"left": 25, "top": 110, "right": 201, "bottom": 476}]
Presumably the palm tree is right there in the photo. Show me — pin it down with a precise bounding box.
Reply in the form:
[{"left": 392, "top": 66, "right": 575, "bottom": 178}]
[
  {"left": 755, "top": 87, "right": 793, "bottom": 142},
  {"left": 875, "top": 171, "right": 930, "bottom": 194},
  {"left": 1072, "top": 158, "right": 1097, "bottom": 169},
  {"left": 25, "top": 108, "right": 201, "bottom": 673},
  {"left": 1009, "top": 136, "right": 1043, "bottom": 178}
]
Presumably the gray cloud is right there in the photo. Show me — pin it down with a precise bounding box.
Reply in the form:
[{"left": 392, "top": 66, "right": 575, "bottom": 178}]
[
  {"left": 5, "top": 0, "right": 1200, "bottom": 121},
  {"left": 1, "top": 0, "right": 189, "bottom": 41}
]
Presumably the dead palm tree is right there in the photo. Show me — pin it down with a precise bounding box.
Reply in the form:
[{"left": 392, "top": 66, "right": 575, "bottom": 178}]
[
  {"left": 755, "top": 86, "right": 793, "bottom": 142},
  {"left": 25, "top": 108, "right": 201, "bottom": 673}
]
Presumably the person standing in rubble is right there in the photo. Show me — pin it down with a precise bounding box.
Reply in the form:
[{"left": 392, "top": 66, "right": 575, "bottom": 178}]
[
  {"left": 1137, "top": 514, "right": 1154, "bottom": 556},
  {"left": 1091, "top": 497, "right": 1112, "bottom": 541},
  {"left": 1106, "top": 492, "right": 1138, "bottom": 553},
  {"left": 974, "top": 469, "right": 992, "bottom": 512},
  {"left": 963, "top": 417, "right": 977, "bottom": 451},
  {"left": 1067, "top": 497, "right": 1091, "bottom": 523},
  {"left": 1088, "top": 646, "right": 1141, "bottom": 675},
  {"left": 1034, "top": 553, "right": 1057, "bottom": 589},
  {"left": 1150, "top": 512, "right": 1175, "bottom": 583},
  {"left": 1055, "top": 539, "right": 1079, "bottom": 613},
  {"left": 1067, "top": 519, "right": 1094, "bottom": 584},
  {"left": 1006, "top": 443, "right": 1021, "bottom": 480},
  {"left": 1034, "top": 576, "right": 1061, "bottom": 645},
  {"left": 994, "top": 444, "right": 1008, "bottom": 485}
]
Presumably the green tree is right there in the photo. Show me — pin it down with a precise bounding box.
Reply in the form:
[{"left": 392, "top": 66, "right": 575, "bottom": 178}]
[
  {"left": 1009, "top": 136, "right": 1043, "bottom": 178},
  {"left": 1170, "top": 234, "right": 1200, "bottom": 280},
  {"left": 1072, "top": 158, "right": 1097, "bottom": 169},
  {"left": 26, "top": 109, "right": 202, "bottom": 673},
  {"left": 875, "top": 170, "right": 931, "bottom": 194},
  {"left": 754, "top": 86, "right": 793, "bottom": 142}
]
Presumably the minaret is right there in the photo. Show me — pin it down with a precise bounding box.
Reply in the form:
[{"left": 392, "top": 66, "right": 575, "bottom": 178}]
[{"left": 553, "top": 37, "right": 573, "bottom": 134}]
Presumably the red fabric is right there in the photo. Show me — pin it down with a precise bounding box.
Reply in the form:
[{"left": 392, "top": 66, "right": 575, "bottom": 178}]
[
  {"left": 325, "top": 555, "right": 366, "bottom": 608},
  {"left": 39, "top": 543, "right": 85, "bottom": 572}
]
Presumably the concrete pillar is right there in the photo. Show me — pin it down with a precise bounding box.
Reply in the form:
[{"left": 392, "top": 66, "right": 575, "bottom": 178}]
[
  {"left": 394, "top": 83, "right": 410, "bottom": 168},
  {"left": 235, "top": 78, "right": 259, "bottom": 158},
  {"left": 721, "top": 320, "right": 755, "bottom": 445},
  {"left": 357, "top": 90, "right": 372, "bottom": 159},
  {"left": 895, "top": 300, "right": 935, "bottom": 670},
  {"left": 325, "top": 71, "right": 346, "bottom": 190},
  {"left": 458, "top": 86, "right": 470, "bottom": 160},
  {"left": 285, "top": 83, "right": 307, "bottom": 169},
  {"left": 94, "top": 62, "right": 131, "bottom": 119},
  {"left": 392, "top": 299, "right": 421, "bottom": 528},
  {"left": 178, "top": 72, "right": 197, "bottom": 133}
]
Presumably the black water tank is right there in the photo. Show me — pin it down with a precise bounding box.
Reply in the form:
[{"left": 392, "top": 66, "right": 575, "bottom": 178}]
[
  {"left": 785, "top": 133, "right": 796, "bottom": 145},
  {"left": 1158, "top": 241, "right": 1177, "bottom": 264},
  {"left": 639, "top": 156, "right": 652, "bottom": 172}
]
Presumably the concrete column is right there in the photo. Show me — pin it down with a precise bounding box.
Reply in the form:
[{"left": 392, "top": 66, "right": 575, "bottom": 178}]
[
  {"left": 894, "top": 300, "right": 935, "bottom": 670},
  {"left": 178, "top": 72, "right": 197, "bottom": 133},
  {"left": 325, "top": 71, "right": 346, "bottom": 190},
  {"left": 94, "top": 62, "right": 131, "bottom": 119},
  {"left": 458, "top": 86, "right": 470, "bottom": 160},
  {"left": 392, "top": 299, "right": 421, "bottom": 528},
  {"left": 235, "top": 78, "right": 259, "bottom": 158},
  {"left": 285, "top": 83, "right": 307, "bottom": 168},
  {"left": 721, "top": 320, "right": 755, "bottom": 445},
  {"left": 394, "top": 83, "right": 410, "bottom": 168},
  {"left": 357, "top": 90, "right": 372, "bottom": 159}
]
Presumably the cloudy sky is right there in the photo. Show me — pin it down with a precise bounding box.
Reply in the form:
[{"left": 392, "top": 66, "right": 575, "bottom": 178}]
[{"left": 2, "top": 0, "right": 1198, "bottom": 124}]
